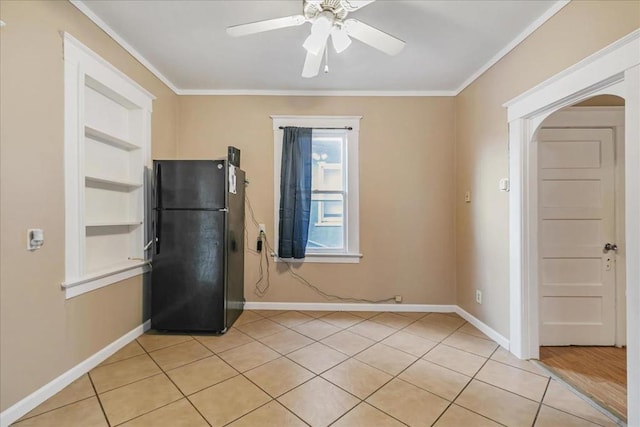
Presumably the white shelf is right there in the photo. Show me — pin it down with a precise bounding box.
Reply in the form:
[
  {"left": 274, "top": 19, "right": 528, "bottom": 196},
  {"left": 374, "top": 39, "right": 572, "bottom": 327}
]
[
  {"left": 86, "top": 221, "right": 142, "bottom": 227},
  {"left": 85, "top": 175, "right": 142, "bottom": 190},
  {"left": 85, "top": 125, "right": 140, "bottom": 151}
]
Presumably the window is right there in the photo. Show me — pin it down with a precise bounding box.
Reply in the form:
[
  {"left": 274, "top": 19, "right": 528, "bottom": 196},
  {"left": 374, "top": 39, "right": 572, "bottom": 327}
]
[
  {"left": 63, "top": 33, "right": 154, "bottom": 298},
  {"left": 272, "top": 116, "right": 361, "bottom": 263}
]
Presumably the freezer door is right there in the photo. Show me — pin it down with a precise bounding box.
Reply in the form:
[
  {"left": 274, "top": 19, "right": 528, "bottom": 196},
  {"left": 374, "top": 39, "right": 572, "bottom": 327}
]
[
  {"left": 154, "top": 160, "right": 226, "bottom": 210},
  {"left": 152, "top": 210, "right": 225, "bottom": 332}
]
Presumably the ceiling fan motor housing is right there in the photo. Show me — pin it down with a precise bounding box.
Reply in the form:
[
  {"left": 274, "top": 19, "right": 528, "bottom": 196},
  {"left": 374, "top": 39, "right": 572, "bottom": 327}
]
[{"left": 304, "top": 0, "right": 350, "bottom": 21}]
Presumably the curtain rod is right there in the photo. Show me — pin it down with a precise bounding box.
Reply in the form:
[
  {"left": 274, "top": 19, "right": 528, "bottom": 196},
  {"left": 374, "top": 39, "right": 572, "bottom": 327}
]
[{"left": 278, "top": 126, "right": 353, "bottom": 130}]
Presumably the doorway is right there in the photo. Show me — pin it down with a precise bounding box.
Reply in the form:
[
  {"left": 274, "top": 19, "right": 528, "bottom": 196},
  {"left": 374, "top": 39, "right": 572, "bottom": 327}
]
[
  {"left": 504, "top": 30, "right": 640, "bottom": 427},
  {"left": 536, "top": 100, "right": 627, "bottom": 421}
]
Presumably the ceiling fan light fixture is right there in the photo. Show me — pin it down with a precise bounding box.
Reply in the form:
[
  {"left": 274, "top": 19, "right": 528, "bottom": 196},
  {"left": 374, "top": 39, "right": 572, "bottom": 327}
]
[
  {"left": 302, "top": 11, "right": 334, "bottom": 55},
  {"left": 330, "top": 27, "right": 351, "bottom": 53}
]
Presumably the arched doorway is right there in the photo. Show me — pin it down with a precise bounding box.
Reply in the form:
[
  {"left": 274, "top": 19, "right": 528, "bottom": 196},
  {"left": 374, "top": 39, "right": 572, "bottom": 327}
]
[{"left": 504, "top": 30, "right": 639, "bottom": 426}]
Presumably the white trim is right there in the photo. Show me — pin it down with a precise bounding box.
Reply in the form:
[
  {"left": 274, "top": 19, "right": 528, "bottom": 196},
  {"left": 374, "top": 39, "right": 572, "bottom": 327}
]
[
  {"left": 274, "top": 253, "right": 362, "bottom": 264},
  {"left": 271, "top": 115, "right": 362, "bottom": 130},
  {"left": 63, "top": 33, "right": 156, "bottom": 106},
  {"left": 69, "top": 1, "right": 179, "bottom": 94},
  {"left": 455, "top": 306, "right": 510, "bottom": 350},
  {"left": 454, "top": 1, "right": 569, "bottom": 95},
  {"left": 0, "top": 320, "right": 150, "bottom": 427},
  {"left": 63, "top": 264, "right": 150, "bottom": 299},
  {"left": 177, "top": 89, "right": 456, "bottom": 97},
  {"left": 504, "top": 29, "right": 640, "bottom": 119},
  {"left": 63, "top": 34, "right": 153, "bottom": 299},
  {"left": 505, "top": 30, "right": 640, "bottom": 426},
  {"left": 244, "top": 301, "right": 457, "bottom": 313}
]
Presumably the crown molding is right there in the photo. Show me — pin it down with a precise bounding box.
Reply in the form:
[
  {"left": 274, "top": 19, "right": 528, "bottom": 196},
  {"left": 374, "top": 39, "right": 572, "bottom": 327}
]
[
  {"left": 70, "top": 0, "right": 180, "bottom": 94},
  {"left": 453, "top": 0, "right": 570, "bottom": 95},
  {"left": 176, "top": 89, "right": 455, "bottom": 97}
]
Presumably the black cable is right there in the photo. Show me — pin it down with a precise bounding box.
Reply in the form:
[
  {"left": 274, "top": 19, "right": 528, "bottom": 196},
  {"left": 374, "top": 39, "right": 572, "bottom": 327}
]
[{"left": 244, "top": 192, "right": 395, "bottom": 304}]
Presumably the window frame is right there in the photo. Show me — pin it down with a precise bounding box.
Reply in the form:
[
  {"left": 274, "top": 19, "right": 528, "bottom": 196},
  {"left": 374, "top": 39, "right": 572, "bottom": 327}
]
[{"left": 272, "top": 115, "right": 361, "bottom": 264}]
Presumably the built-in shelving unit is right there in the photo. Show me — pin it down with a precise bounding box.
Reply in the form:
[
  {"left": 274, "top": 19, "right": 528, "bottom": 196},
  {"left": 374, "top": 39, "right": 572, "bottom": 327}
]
[{"left": 63, "top": 33, "right": 154, "bottom": 299}]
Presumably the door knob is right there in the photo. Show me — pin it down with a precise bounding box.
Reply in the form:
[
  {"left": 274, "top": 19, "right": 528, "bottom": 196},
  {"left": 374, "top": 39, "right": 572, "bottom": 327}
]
[{"left": 603, "top": 243, "right": 618, "bottom": 252}]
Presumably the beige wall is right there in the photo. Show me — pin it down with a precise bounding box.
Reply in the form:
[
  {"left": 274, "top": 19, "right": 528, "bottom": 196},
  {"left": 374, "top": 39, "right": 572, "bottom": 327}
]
[
  {"left": 455, "top": 0, "right": 640, "bottom": 337},
  {"left": 0, "top": 1, "right": 177, "bottom": 411},
  {"left": 177, "top": 96, "right": 456, "bottom": 305}
]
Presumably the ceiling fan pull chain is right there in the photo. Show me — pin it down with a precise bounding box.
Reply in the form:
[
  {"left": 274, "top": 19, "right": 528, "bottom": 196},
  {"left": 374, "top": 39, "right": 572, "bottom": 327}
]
[{"left": 324, "top": 44, "right": 330, "bottom": 73}]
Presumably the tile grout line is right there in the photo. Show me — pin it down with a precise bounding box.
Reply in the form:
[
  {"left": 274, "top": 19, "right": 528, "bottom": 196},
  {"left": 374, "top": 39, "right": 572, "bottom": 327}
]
[
  {"left": 45, "top": 312, "right": 509, "bottom": 427},
  {"left": 530, "top": 377, "right": 552, "bottom": 427},
  {"left": 239, "top": 311, "right": 425, "bottom": 425},
  {"left": 131, "top": 335, "right": 213, "bottom": 427},
  {"left": 429, "top": 345, "right": 508, "bottom": 427},
  {"left": 11, "top": 395, "right": 98, "bottom": 424},
  {"left": 87, "top": 373, "right": 113, "bottom": 427},
  {"left": 135, "top": 334, "right": 195, "bottom": 353},
  {"left": 253, "top": 310, "right": 491, "bottom": 425}
]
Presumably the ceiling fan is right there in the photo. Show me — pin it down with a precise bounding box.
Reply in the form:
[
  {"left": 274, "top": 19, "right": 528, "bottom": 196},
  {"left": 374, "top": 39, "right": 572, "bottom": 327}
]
[{"left": 226, "top": 0, "right": 405, "bottom": 78}]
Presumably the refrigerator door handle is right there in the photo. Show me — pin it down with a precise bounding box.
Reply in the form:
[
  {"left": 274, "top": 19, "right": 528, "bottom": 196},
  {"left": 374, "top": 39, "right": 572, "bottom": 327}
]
[
  {"left": 154, "top": 163, "right": 162, "bottom": 254},
  {"left": 155, "top": 163, "right": 162, "bottom": 209},
  {"left": 155, "top": 209, "right": 161, "bottom": 254}
]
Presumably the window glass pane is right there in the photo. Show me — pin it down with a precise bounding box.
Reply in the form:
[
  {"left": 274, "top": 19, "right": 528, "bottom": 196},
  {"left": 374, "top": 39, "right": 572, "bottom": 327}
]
[
  {"left": 308, "top": 194, "right": 344, "bottom": 250},
  {"left": 307, "top": 132, "right": 346, "bottom": 252},
  {"left": 312, "top": 136, "right": 343, "bottom": 192}
]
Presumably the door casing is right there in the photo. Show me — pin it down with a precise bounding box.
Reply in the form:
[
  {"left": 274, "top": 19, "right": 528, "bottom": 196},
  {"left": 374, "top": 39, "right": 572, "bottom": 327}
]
[{"left": 504, "top": 29, "right": 639, "bottom": 426}]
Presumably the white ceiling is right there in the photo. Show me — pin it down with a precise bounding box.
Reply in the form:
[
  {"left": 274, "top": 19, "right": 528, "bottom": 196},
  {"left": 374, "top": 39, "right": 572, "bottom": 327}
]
[{"left": 74, "top": 0, "right": 565, "bottom": 95}]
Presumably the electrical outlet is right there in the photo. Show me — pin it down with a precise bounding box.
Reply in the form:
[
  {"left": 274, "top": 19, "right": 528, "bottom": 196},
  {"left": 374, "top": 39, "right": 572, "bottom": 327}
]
[
  {"left": 475, "top": 290, "right": 482, "bottom": 304},
  {"left": 395, "top": 295, "right": 403, "bottom": 303},
  {"left": 464, "top": 191, "right": 471, "bottom": 203},
  {"left": 258, "top": 223, "right": 266, "bottom": 234}
]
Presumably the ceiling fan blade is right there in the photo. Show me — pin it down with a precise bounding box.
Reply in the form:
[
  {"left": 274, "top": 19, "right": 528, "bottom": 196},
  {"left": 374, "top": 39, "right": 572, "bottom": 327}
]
[
  {"left": 340, "top": 0, "right": 376, "bottom": 11},
  {"left": 226, "top": 15, "right": 306, "bottom": 37},
  {"left": 331, "top": 27, "right": 352, "bottom": 53},
  {"left": 302, "top": 50, "right": 323, "bottom": 78},
  {"left": 302, "top": 11, "right": 333, "bottom": 55},
  {"left": 343, "top": 18, "right": 405, "bottom": 55}
]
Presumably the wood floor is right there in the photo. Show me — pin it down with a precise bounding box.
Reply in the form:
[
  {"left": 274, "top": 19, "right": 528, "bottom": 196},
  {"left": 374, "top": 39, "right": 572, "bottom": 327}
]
[{"left": 539, "top": 346, "right": 627, "bottom": 421}]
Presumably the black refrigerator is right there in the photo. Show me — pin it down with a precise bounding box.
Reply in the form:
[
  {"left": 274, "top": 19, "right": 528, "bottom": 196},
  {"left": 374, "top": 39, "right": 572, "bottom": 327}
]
[{"left": 151, "top": 160, "right": 245, "bottom": 333}]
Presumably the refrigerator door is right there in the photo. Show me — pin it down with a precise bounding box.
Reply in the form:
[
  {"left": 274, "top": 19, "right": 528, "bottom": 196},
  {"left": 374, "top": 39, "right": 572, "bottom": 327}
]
[
  {"left": 225, "top": 167, "right": 245, "bottom": 328},
  {"left": 154, "top": 160, "right": 226, "bottom": 210},
  {"left": 152, "top": 209, "right": 225, "bottom": 332}
]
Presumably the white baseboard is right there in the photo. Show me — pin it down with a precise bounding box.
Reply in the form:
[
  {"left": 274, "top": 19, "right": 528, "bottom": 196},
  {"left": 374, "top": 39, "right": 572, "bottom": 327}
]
[
  {"left": 244, "top": 301, "right": 458, "bottom": 313},
  {"left": 455, "top": 306, "right": 510, "bottom": 349},
  {"left": 0, "top": 320, "right": 151, "bottom": 427}
]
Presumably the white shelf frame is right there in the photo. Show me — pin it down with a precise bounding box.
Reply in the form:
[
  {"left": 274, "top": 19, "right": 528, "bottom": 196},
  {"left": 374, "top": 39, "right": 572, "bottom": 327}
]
[
  {"left": 85, "top": 125, "right": 140, "bottom": 151},
  {"left": 85, "top": 221, "right": 143, "bottom": 227},
  {"left": 85, "top": 175, "right": 142, "bottom": 190},
  {"left": 63, "top": 33, "right": 154, "bottom": 299}
]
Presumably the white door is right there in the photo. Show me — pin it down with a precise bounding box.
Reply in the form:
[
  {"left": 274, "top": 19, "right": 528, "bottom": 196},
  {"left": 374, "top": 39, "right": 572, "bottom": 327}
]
[{"left": 538, "top": 128, "right": 616, "bottom": 346}]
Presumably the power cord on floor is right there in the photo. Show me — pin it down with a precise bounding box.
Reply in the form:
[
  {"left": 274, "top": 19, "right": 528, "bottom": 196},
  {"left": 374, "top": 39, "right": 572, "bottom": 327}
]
[{"left": 244, "top": 192, "right": 396, "bottom": 304}]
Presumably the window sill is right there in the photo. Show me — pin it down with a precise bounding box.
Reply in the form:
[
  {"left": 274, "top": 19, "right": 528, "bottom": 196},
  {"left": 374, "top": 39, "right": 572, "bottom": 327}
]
[
  {"left": 274, "top": 253, "right": 362, "bottom": 264},
  {"left": 62, "top": 260, "right": 150, "bottom": 299}
]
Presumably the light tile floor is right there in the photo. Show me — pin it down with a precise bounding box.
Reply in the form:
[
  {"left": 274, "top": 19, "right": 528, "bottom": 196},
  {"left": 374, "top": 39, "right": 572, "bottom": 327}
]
[{"left": 13, "top": 311, "right": 620, "bottom": 427}]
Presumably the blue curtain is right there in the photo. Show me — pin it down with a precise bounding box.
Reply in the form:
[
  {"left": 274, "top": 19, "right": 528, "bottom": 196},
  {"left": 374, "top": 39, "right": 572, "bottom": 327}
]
[{"left": 278, "top": 127, "right": 312, "bottom": 259}]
